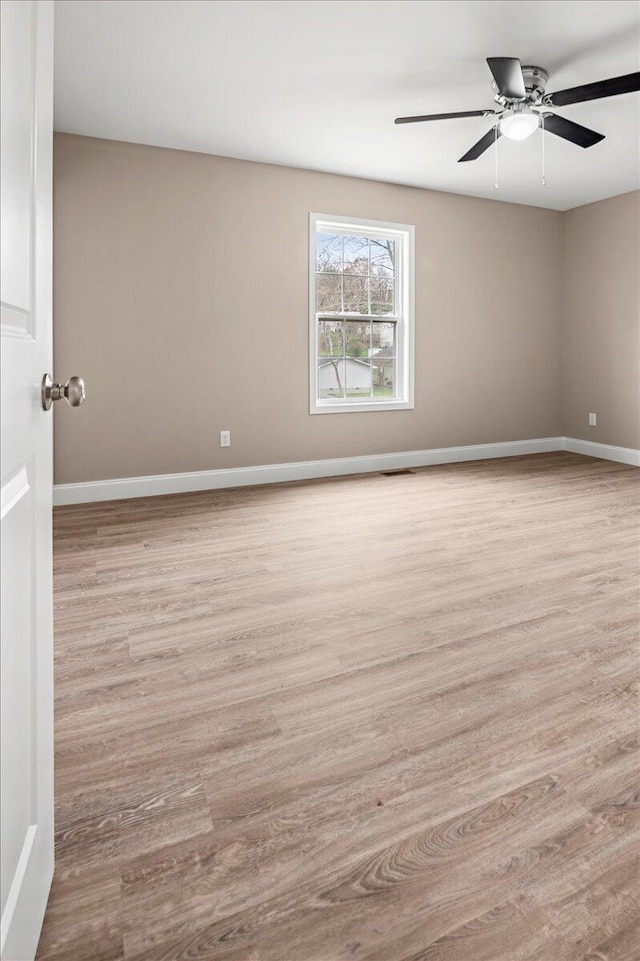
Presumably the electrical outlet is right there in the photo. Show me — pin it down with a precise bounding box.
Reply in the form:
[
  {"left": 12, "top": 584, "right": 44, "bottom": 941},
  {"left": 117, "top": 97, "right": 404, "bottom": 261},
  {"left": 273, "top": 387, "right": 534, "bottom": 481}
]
[
  {"left": 220, "top": 430, "right": 231, "bottom": 447},
  {"left": 588, "top": 413, "right": 597, "bottom": 427}
]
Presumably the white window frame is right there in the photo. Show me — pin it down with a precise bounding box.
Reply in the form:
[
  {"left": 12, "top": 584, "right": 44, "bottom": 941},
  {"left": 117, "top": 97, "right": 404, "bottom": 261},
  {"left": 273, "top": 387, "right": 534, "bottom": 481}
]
[{"left": 309, "top": 213, "right": 415, "bottom": 414}]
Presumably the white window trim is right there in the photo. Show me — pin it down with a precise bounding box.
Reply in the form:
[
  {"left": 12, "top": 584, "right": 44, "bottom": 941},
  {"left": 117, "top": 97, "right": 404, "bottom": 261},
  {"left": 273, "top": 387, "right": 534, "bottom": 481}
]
[{"left": 309, "top": 213, "right": 415, "bottom": 415}]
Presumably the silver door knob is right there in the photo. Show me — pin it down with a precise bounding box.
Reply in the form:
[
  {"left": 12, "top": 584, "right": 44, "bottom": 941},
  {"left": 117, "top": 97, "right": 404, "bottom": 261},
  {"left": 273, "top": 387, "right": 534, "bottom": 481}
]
[{"left": 42, "top": 374, "right": 86, "bottom": 411}]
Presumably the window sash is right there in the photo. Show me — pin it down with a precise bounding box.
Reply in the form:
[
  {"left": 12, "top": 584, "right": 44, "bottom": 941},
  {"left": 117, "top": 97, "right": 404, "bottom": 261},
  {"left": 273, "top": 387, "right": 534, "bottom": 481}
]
[
  {"left": 315, "top": 314, "right": 400, "bottom": 403},
  {"left": 314, "top": 232, "right": 398, "bottom": 317},
  {"left": 315, "top": 315, "right": 401, "bottom": 405}
]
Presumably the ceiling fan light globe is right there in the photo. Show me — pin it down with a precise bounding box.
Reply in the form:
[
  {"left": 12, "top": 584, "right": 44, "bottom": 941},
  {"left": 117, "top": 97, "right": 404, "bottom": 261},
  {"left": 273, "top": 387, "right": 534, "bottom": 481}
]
[{"left": 500, "top": 111, "right": 540, "bottom": 140}]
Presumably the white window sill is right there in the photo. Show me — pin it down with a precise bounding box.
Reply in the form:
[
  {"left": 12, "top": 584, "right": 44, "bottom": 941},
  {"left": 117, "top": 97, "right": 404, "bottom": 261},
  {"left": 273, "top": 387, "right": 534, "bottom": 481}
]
[{"left": 310, "top": 399, "right": 414, "bottom": 414}]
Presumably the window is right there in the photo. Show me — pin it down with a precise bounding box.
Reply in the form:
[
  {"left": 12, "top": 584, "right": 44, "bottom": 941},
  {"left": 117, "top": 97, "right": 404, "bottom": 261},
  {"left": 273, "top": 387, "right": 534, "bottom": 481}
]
[{"left": 310, "top": 213, "right": 414, "bottom": 414}]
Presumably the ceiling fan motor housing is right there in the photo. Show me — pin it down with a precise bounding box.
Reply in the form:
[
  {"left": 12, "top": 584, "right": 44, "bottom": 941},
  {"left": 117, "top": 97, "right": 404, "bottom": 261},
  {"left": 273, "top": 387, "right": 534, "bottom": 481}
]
[{"left": 492, "top": 65, "right": 549, "bottom": 105}]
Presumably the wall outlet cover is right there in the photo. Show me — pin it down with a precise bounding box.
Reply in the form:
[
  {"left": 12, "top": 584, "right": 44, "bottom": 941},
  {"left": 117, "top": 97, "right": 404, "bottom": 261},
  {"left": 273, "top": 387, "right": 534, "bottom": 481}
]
[
  {"left": 588, "top": 413, "right": 597, "bottom": 426},
  {"left": 220, "top": 430, "right": 231, "bottom": 447}
]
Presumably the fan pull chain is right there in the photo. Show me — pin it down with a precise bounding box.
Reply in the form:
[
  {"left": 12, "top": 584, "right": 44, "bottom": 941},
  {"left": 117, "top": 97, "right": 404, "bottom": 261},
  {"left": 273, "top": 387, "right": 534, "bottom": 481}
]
[
  {"left": 541, "top": 115, "right": 546, "bottom": 186},
  {"left": 494, "top": 125, "right": 499, "bottom": 190}
]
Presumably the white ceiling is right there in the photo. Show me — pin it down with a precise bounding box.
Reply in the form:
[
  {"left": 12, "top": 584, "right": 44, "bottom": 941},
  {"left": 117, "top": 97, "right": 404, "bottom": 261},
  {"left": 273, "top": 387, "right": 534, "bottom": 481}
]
[{"left": 54, "top": 0, "right": 640, "bottom": 210}]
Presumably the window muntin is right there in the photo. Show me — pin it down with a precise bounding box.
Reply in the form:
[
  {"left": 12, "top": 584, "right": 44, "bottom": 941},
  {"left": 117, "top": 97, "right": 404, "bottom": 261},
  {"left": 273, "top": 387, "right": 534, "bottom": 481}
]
[{"left": 310, "top": 215, "right": 413, "bottom": 413}]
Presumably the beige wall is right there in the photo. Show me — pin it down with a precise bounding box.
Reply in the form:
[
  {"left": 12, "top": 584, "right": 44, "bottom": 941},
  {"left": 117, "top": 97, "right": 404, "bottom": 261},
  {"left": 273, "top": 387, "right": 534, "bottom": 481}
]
[
  {"left": 53, "top": 134, "right": 564, "bottom": 484},
  {"left": 562, "top": 191, "right": 640, "bottom": 449}
]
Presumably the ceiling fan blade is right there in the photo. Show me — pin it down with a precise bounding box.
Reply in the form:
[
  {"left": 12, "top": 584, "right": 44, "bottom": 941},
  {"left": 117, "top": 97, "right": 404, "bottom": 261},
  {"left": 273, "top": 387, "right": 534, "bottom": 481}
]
[
  {"left": 395, "top": 110, "right": 493, "bottom": 125},
  {"left": 486, "top": 57, "right": 526, "bottom": 99},
  {"left": 542, "top": 113, "right": 605, "bottom": 148},
  {"left": 545, "top": 72, "right": 640, "bottom": 107},
  {"left": 458, "top": 125, "right": 501, "bottom": 162}
]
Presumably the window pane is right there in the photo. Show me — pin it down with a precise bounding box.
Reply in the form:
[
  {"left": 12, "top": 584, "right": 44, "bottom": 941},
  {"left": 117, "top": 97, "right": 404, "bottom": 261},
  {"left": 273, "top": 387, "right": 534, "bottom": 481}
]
[
  {"left": 343, "top": 275, "right": 369, "bottom": 314},
  {"left": 370, "top": 238, "right": 395, "bottom": 277},
  {"left": 316, "top": 273, "right": 342, "bottom": 312},
  {"left": 345, "top": 321, "right": 370, "bottom": 359},
  {"left": 318, "top": 358, "right": 345, "bottom": 398},
  {"left": 370, "top": 276, "right": 394, "bottom": 315},
  {"left": 371, "top": 321, "right": 396, "bottom": 352},
  {"left": 346, "top": 358, "right": 372, "bottom": 397},
  {"left": 343, "top": 235, "right": 369, "bottom": 274},
  {"left": 316, "top": 233, "right": 342, "bottom": 273},
  {"left": 317, "top": 320, "right": 344, "bottom": 358},
  {"left": 372, "top": 356, "right": 396, "bottom": 397}
]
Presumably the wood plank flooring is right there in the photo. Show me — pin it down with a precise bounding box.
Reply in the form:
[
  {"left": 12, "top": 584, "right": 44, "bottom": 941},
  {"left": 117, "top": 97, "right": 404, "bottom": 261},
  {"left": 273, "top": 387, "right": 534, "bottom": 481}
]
[{"left": 36, "top": 452, "right": 639, "bottom": 961}]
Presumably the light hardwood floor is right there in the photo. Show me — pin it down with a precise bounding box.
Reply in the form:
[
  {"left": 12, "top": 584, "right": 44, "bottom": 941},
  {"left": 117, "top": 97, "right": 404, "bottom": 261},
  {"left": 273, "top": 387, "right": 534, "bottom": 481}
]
[{"left": 37, "top": 452, "right": 639, "bottom": 961}]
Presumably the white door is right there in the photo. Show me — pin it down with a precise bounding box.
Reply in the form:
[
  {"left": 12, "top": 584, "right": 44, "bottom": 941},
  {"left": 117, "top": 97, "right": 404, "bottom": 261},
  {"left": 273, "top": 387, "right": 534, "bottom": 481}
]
[{"left": 1, "top": 2, "right": 55, "bottom": 959}]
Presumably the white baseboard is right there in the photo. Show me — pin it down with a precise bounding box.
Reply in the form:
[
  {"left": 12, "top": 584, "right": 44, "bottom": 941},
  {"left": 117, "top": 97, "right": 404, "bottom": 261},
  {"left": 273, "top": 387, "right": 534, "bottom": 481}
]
[
  {"left": 563, "top": 436, "right": 640, "bottom": 467},
  {"left": 52, "top": 435, "right": 638, "bottom": 506},
  {"left": 53, "top": 437, "right": 561, "bottom": 506}
]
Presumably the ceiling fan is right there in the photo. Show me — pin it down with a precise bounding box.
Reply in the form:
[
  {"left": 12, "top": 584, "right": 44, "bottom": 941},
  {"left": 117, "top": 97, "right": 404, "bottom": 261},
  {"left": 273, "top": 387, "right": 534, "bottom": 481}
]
[{"left": 395, "top": 58, "right": 640, "bottom": 162}]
